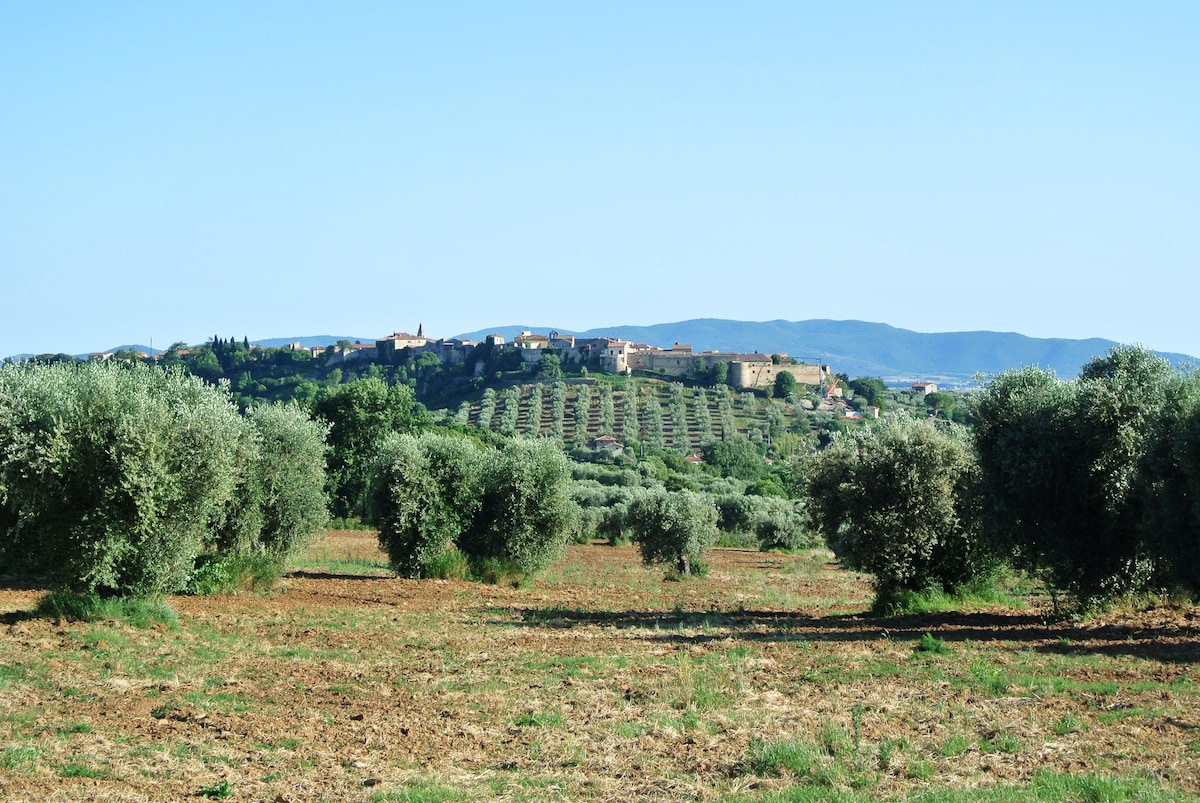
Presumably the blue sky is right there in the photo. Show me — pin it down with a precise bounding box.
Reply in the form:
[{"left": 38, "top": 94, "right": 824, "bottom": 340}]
[{"left": 3, "top": 2, "right": 1198, "bottom": 359}]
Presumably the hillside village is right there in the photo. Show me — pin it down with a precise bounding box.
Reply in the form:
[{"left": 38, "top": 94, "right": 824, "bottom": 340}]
[{"left": 319, "top": 325, "right": 838, "bottom": 392}]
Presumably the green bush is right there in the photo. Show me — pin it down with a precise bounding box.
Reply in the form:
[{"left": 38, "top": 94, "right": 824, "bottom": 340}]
[
  {"left": 628, "top": 489, "right": 719, "bottom": 576},
  {"left": 752, "top": 497, "right": 815, "bottom": 552},
  {"left": 369, "top": 432, "right": 481, "bottom": 578},
  {"left": 972, "top": 348, "right": 1175, "bottom": 604},
  {"left": 714, "top": 493, "right": 814, "bottom": 551},
  {"left": 313, "top": 377, "right": 419, "bottom": 520},
  {"left": 461, "top": 438, "right": 576, "bottom": 576},
  {"left": 182, "top": 553, "right": 283, "bottom": 595},
  {"left": 1140, "top": 370, "right": 1200, "bottom": 595},
  {"left": 0, "top": 361, "right": 246, "bottom": 596},
  {"left": 370, "top": 435, "right": 575, "bottom": 581},
  {"left": 715, "top": 494, "right": 756, "bottom": 535},
  {"left": 805, "top": 413, "right": 994, "bottom": 600},
  {"left": 243, "top": 402, "right": 330, "bottom": 560}
]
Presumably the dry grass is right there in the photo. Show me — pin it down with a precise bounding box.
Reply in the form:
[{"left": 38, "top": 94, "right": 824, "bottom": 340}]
[{"left": 1, "top": 531, "right": 1197, "bottom": 801}]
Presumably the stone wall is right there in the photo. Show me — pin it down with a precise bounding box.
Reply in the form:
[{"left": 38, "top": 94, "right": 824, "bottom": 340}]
[{"left": 729, "top": 360, "right": 826, "bottom": 390}]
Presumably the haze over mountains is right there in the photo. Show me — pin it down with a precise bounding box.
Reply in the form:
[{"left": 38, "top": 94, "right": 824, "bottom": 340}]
[
  {"left": 456, "top": 319, "right": 1196, "bottom": 387},
  {"left": 16, "top": 320, "right": 1195, "bottom": 389}
]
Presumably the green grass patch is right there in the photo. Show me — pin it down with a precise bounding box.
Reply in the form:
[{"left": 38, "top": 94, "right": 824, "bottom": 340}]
[
  {"left": 614, "top": 721, "right": 648, "bottom": 739},
  {"left": 979, "top": 731, "right": 1023, "bottom": 754},
  {"left": 968, "top": 660, "right": 1011, "bottom": 696},
  {"left": 185, "top": 552, "right": 285, "bottom": 594},
  {"left": 913, "top": 632, "right": 952, "bottom": 656},
  {"left": 198, "top": 779, "right": 234, "bottom": 799},
  {"left": 1096, "top": 706, "right": 1159, "bottom": 725},
  {"left": 35, "top": 590, "right": 177, "bottom": 629},
  {"left": 56, "top": 721, "right": 93, "bottom": 735},
  {"left": 371, "top": 782, "right": 466, "bottom": 802},
  {"left": 56, "top": 762, "right": 119, "bottom": 779},
  {"left": 511, "top": 709, "right": 565, "bottom": 728},
  {"left": 0, "top": 745, "right": 43, "bottom": 771},
  {"left": 941, "top": 733, "right": 971, "bottom": 758},
  {"left": 873, "top": 578, "right": 1024, "bottom": 617},
  {"left": 744, "top": 731, "right": 878, "bottom": 790},
  {"left": 1053, "top": 713, "right": 1085, "bottom": 735}
]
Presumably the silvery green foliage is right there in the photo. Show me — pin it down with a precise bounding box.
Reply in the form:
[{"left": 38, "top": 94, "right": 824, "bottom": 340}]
[
  {"left": 243, "top": 402, "right": 329, "bottom": 560},
  {"left": 525, "top": 385, "right": 543, "bottom": 437},
  {"left": 693, "top": 390, "right": 713, "bottom": 442},
  {"left": 370, "top": 432, "right": 482, "bottom": 578},
  {"left": 548, "top": 382, "right": 567, "bottom": 442},
  {"left": 0, "top": 361, "right": 245, "bottom": 595},
  {"left": 573, "top": 386, "right": 592, "bottom": 448},
  {"left": 497, "top": 387, "right": 520, "bottom": 437},
  {"left": 641, "top": 392, "right": 664, "bottom": 450},
  {"left": 621, "top": 386, "right": 639, "bottom": 444},
  {"left": 476, "top": 387, "right": 497, "bottom": 431},
  {"left": 714, "top": 493, "right": 815, "bottom": 552},
  {"left": 972, "top": 347, "right": 1174, "bottom": 602},
  {"left": 461, "top": 437, "right": 576, "bottom": 575},
  {"left": 598, "top": 384, "right": 615, "bottom": 437},
  {"left": 751, "top": 497, "right": 815, "bottom": 552},
  {"left": 1140, "top": 371, "right": 1200, "bottom": 594},
  {"left": 805, "top": 413, "right": 989, "bottom": 595},
  {"left": 628, "top": 489, "right": 719, "bottom": 575}
]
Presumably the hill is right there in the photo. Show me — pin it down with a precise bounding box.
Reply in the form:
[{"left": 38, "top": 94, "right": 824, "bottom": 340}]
[{"left": 455, "top": 319, "right": 1197, "bottom": 387}]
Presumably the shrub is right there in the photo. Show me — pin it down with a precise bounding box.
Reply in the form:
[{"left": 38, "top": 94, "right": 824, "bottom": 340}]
[
  {"left": 973, "top": 348, "right": 1175, "bottom": 603},
  {"left": 701, "top": 435, "right": 768, "bottom": 481},
  {"left": 0, "top": 361, "right": 245, "bottom": 596},
  {"left": 370, "top": 432, "right": 481, "bottom": 578},
  {"left": 805, "top": 413, "right": 993, "bottom": 600},
  {"left": 313, "top": 377, "right": 418, "bottom": 519},
  {"left": 752, "top": 497, "right": 815, "bottom": 552},
  {"left": 1139, "top": 370, "right": 1200, "bottom": 595},
  {"left": 244, "top": 403, "right": 330, "bottom": 560},
  {"left": 198, "top": 401, "right": 329, "bottom": 591},
  {"left": 182, "top": 553, "right": 283, "bottom": 595},
  {"left": 913, "top": 632, "right": 951, "bottom": 655},
  {"left": 460, "top": 438, "right": 576, "bottom": 576},
  {"left": 715, "top": 494, "right": 757, "bottom": 535},
  {"left": 628, "top": 489, "right": 719, "bottom": 576}
]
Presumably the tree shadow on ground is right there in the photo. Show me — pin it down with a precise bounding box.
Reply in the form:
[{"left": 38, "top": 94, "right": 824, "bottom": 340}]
[
  {"left": 491, "top": 606, "right": 1200, "bottom": 663},
  {"left": 285, "top": 569, "right": 394, "bottom": 581}
]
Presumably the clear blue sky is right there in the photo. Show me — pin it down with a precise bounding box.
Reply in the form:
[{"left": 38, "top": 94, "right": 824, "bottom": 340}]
[{"left": 3, "top": 2, "right": 1198, "bottom": 358}]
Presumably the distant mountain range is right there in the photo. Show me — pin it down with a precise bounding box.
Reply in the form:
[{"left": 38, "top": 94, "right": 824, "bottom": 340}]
[
  {"left": 9, "top": 320, "right": 1195, "bottom": 388},
  {"left": 456, "top": 319, "right": 1197, "bottom": 387}
]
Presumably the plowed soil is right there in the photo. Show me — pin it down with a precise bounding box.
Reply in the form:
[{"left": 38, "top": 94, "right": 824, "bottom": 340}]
[{"left": 2, "top": 531, "right": 1198, "bottom": 801}]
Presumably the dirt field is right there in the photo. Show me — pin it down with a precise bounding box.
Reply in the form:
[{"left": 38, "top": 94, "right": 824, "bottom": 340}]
[{"left": 2, "top": 531, "right": 1198, "bottom": 801}]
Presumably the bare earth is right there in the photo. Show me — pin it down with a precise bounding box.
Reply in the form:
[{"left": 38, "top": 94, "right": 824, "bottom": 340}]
[{"left": 1, "top": 530, "right": 1198, "bottom": 801}]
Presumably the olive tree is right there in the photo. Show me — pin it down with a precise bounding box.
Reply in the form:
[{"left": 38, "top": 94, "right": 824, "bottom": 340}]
[
  {"left": 199, "top": 401, "right": 330, "bottom": 592},
  {"left": 1140, "top": 371, "right": 1200, "bottom": 594},
  {"left": 628, "top": 489, "right": 719, "bottom": 576},
  {"left": 972, "top": 347, "right": 1174, "bottom": 603},
  {"left": 460, "top": 437, "right": 576, "bottom": 575},
  {"left": 313, "top": 378, "right": 418, "bottom": 519},
  {"left": 0, "top": 361, "right": 245, "bottom": 596},
  {"left": 243, "top": 402, "right": 330, "bottom": 560},
  {"left": 805, "top": 414, "right": 991, "bottom": 601},
  {"left": 370, "top": 432, "right": 481, "bottom": 578}
]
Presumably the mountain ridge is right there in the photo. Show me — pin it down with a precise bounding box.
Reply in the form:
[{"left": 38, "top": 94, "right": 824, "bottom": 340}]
[
  {"left": 8, "top": 320, "right": 1195, "bottom": 387},
  {"left": 453, "top": 319, "right": 1196, "bottom": 386}
]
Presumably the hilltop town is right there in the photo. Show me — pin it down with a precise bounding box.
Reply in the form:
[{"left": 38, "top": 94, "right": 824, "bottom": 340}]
[{"left": 316, "top": 325, "right": 835, "bottom": 393}]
